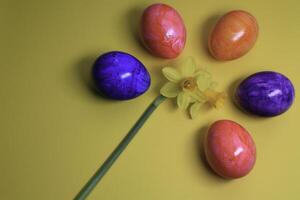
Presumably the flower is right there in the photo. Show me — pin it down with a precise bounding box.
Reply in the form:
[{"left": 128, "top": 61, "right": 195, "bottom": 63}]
[{"left": 160, "top": 57, "right": 226, "bottom": 119}]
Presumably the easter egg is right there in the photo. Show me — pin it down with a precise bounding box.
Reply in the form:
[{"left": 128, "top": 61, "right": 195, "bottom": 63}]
[
  {"left": 204, "top": 120, "right": 256, "bottom": 179},
  {"left": 92, "top": 51, "right": 151, "bottom": 100},
  {"left": 209, "top": 10, "right": 259, "bottom": 61},
  {"left": 235, "top": 71, "right": 295, "bottom": 116},
  {"left": 141, "top": 3, "right": 186, "bottom": 58}
]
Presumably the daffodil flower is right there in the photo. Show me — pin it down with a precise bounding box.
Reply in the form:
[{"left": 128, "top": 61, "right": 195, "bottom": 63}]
[
  {"left": 160, "top": 58, "right": 226, "bottom": 119},
  {"left": 77, "top": 58, "right": 226, "bottom": 199}
]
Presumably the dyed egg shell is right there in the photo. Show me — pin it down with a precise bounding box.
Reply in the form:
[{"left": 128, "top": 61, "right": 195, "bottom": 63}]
[
  {"left": 92, "top": 51, "right": 151, "bottom": 100},
  {"left": 209, "top": 10, "right": 259, "bottom": 61},
  {"left": 141, "top": 3, "right": 186, "bottom": 58},
  {"left": 204, "top": 120, "right": 256, "bottom": 179},
  {"left": 235, "top": 71, "right": 295, "bottom": 116}
]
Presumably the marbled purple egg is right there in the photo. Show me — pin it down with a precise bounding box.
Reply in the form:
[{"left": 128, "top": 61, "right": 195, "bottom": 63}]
[
  {"left": 235, "top": 71, "right": 295, "bottom": 116},
  {"left": 92, "top": 51, "right": 151, "bottom": 100}
]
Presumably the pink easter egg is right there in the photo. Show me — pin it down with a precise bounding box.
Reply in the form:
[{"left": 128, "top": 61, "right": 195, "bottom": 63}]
[
  {"left": 204, "top": 120, "right": 256, "bottom": 178},
  {"left": 140, "top": 3, "right": 186, "bottom": 58}
]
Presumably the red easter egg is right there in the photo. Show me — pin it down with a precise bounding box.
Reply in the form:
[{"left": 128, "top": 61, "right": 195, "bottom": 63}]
[
  {"left": 204, "top": 120, "right": 256, "bottom": 179},
  {"left": 209, "top": 10, "right": 259, "bottom": 61},
  {"left": 141, "top": 3, "right": 186, "bottom": 58}
]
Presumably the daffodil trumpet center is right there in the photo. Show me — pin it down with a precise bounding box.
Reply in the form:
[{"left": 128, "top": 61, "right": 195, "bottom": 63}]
[
  {"left": 202, "top": 89, "right": 225, "bottom": 108},
  {"left": 180, "top": 77, "right": 197, "bottom": 91},
  {"left": 203, "top": 89, "right": 218, "bottom": 101}
]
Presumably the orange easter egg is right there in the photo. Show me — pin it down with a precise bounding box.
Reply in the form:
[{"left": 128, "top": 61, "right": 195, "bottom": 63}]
[{"left": 209, "top": 10, "right": 259, "bottom": 61}]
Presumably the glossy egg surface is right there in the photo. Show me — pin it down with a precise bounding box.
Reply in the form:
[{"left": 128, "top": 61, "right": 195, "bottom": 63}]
[
  {"left": 92, "top": 51, "right": 151, "bottom": 100},
  {"left": 235, "top": 71, "right": 295, "bottom": 116},
  {"left": 209, "top": 10, "right": 259, "bottom": 60},
  {"left": 204, "top": 120, "right": 256, "bottom": 179},
  {"left": 141, "top": 3, "right": 186, "bottom": 58}
]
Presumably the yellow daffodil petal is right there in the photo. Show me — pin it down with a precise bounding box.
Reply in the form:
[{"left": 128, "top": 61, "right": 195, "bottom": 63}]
[
  {"left": 204, "top": 89, "right": 227, "bottom": 109},
  {"left": 189, "top": 102, "right": 203, "bottom": 119},
  {"left": 189, "top": 90, "right": 205, "bottom": 103},
  {"left": 189, "top": 96, "right": 198, "bottom": 103},
  {"left": 181, "top": 57, "right": 197, "bottom": 77},
  {"left": 162, "top": 67, "right": 182, "bottom": 83},
  {"left": 177, "top": 92, "right": 191, "bottom": 110},
  {"left": 160, "top": 82, "right": 180, "bottom": 98},
  {"left": 215, "top": 92, "right": 227, "bottom": 109},
  {"left": 215, "top": 100, "right": 224, "bottom": 109},
  {"left": 209, "top": 81, "right": 218, "bottom": 89},
  {"left": 196, "top": 69, "right": 212, "bottom": 79},
  {"left": 196, "top": 75, "right": 211, "bottom": 91}
]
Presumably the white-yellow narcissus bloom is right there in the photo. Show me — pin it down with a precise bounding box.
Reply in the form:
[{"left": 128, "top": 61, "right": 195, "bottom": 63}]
[{"left": 160, "top": 57, "right": 227, "bottom": 119}]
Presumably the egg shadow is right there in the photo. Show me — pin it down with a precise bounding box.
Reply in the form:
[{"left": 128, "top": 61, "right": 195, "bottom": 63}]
[
  {"left": 127, "top": 6, "right": 150, "bottom": 54},
  {"left": 75, "top": 53, "right": 112, "bottom": 100},
  {"left": 199, "top": 14, "right": 220, "bottom": 60},
  {"left": 227, "top": 77, "right": 257, "bottom": 116},
  {"left": 227, "top": 78, "right": 243, "bottom": 108},
  {"left": 194, "top": 126, "right": 231, "bottom": 182},
  {"left": 195, "top": 126, "right": 219, "bottom": 179}
]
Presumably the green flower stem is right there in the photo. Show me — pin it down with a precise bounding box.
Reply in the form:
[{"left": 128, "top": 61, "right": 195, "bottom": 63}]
[{"left": 74, "top": 95, "right": 166, "bottom": 200}]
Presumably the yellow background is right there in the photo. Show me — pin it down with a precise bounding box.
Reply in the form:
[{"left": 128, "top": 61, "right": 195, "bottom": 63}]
[{"left": 1, "top": 0, "right": 299, "bottom": 199}]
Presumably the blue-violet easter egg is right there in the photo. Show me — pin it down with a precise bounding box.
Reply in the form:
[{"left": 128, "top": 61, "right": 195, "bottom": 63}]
[
  {"left": 92, "top": 51, "right": 151, "bottom": 100},
  {"left": 235, "top": 71, "right": 295, "bottom": 116}
]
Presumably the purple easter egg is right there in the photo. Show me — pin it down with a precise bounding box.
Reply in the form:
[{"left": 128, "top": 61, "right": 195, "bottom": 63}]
[
  {"left": 235, "top": 71, "right": 295, "bottom": 116},
  {"left": 92, "top": 51, "right": 151, "bottom": 100}
]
